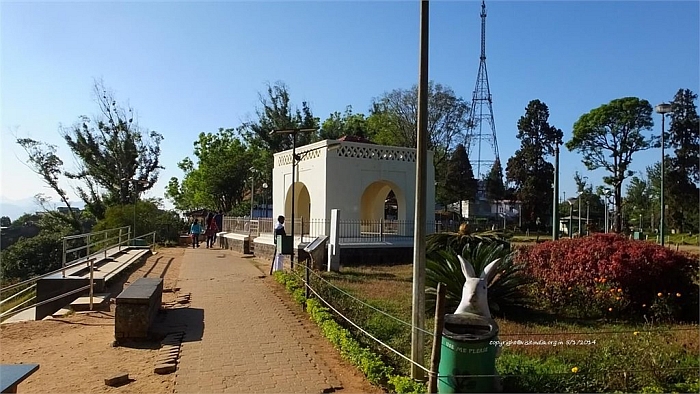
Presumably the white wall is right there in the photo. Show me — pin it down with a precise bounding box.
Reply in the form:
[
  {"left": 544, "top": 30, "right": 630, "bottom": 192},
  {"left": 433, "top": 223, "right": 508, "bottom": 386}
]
[{"left": 273, "top": 140, "right": 435, "bottom": 223}]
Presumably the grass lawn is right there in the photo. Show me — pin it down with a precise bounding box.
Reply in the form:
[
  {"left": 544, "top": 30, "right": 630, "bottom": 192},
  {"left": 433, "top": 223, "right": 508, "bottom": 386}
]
[{"left": 317, "top": 263, "right": 699, "bottom": 393}]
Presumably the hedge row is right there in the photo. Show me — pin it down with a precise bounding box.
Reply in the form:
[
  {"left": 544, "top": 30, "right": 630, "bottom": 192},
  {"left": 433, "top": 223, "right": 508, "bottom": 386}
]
[{"left": 273, "top": 270, "right": 426, "bottom": 394}]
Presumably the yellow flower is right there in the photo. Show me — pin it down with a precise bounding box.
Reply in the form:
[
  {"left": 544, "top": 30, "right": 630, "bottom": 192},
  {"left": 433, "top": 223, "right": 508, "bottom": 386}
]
[
  {"left": 571, "top": 367, "right": 579, "bottom": 373},
  {"left": 617, "top": 288, "right": 622, "bottom": 293},
  {"left": 657, "top": 292, "right": 663, "bottom": 297},
  {"left": 633, "top": 331, "right": 639, "bottom": 336},
  {"left": 608, "top": 307, "right": 613, "bottom": 312},
  {"left": 615, "top": 297, "right": 621, "bottom": 301},
  {"left": 601, "top": 278, "right": 607, "bottom": 283},
  {"left": 676, "top": 293, "right": 681, "bottom": 297},
  {"left": 567, "top": 287, "right": 572, "bottom": 291}
]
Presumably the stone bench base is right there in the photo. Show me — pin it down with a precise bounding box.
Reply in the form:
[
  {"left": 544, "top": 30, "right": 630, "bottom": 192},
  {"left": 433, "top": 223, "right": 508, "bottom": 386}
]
[
  {"left": 115, "top": 278, "right": 163, "bottom": 341},
  {"left": 220, "top": 233, "right": 251, "bottom": 254}
]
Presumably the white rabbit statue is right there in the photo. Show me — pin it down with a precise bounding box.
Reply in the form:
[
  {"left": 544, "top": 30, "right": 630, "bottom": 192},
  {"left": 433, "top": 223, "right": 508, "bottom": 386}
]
[{"left": 454, "top": 255, "right": 500, "bottom": 317}]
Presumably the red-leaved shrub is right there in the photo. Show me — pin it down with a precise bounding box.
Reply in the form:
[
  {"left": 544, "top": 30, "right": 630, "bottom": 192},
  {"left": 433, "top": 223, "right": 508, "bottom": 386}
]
[{"left": 517, "top": 234, "right": 699, "bottom": 321}]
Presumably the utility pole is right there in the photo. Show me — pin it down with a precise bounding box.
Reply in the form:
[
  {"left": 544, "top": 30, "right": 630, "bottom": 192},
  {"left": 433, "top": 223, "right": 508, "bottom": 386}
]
[
  {"left": 411, "top": 0, "right": 429, "bottom": 381},
  {"left": 552, "top": 144, "right": 560, "bottom": 240}
]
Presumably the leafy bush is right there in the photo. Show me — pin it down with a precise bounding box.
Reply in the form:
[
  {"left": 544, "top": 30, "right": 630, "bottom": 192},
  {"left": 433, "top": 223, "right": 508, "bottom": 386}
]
[
  {"left": 517, "top": 234, "right": 699, "bottom": 321},
  {"left": 426, "top": 235, "right": 531, "bottom": 316},
  {"left": 1, "top": 231, "right": 64, "bottom": 281}
]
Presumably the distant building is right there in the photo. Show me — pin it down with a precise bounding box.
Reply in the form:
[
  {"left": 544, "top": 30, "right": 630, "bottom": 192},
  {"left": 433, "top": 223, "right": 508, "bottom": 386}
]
[
  {"left": 451, "top": 198, "right": 521, "bottom": 220},
  {"left": 57, "top": 206, "right": 81, "bottom": 215}
]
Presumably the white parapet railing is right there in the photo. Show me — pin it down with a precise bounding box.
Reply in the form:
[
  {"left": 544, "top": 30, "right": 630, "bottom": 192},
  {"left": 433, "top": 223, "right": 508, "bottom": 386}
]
[{"left": 221, "top": 216, "right": 445, "bottom": 244}]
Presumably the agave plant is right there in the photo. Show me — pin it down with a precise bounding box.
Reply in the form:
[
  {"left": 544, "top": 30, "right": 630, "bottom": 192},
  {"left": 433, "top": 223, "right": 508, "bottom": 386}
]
[{"left": 426, "top": 235, "right": 531, "bottom": 317}]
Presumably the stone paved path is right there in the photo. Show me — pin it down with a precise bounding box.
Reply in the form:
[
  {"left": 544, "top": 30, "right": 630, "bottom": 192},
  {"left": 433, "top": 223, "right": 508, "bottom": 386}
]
[{"left": 172, "top": 248, "right": 344, "bottom": 394}]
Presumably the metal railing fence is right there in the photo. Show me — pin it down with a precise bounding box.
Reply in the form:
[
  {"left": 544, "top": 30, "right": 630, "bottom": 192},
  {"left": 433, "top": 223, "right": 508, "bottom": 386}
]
[
  {"left": 222, "top": 216, "right": 449, "bottom": 243},
  {"left": 1, "top": 227, "right": 156, "bottom": 322},
  {"left": 62, "top": 226, "right": 131, "bottom": 277}
]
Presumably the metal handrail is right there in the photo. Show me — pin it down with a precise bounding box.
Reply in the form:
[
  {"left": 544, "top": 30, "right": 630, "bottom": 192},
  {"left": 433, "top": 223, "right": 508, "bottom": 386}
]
[
  {"left": 0, "top": 284, "right": 91, "bottom": 319},
  {"left": 62, "top": 226, "right": 130, "bottom": 241},
  {"left": 1, "top": 257, "right": 97, "bottom": 319},
  {"left": 1, "top": 256, "right": 99, "bottom": 294},
  {"left": 2, "top": 226, "right": 156, "bottom": 322},
  {"left": 62, "top": 226, "right": 131, "bottom": 277},
  {"left": 0, "top": 284, "right": 36, "bottom": 306}
]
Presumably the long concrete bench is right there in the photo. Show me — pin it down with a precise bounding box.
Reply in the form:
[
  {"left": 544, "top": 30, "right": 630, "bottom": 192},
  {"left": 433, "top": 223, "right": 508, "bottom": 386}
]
[
  {"left": 114, "top": 277, "right": 163, "bottom": 342},
  {"left": 34, "top": 247, "right": 151, "bottom": 320},
  {"left": 220, "top": 233, "right": 251, "bottom": 254}
]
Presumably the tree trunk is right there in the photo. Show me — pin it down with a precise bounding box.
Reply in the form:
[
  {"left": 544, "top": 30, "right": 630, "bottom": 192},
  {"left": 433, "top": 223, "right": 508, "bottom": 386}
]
[{"left": 614, "top": 186, "right": 622, "bottom": 233}]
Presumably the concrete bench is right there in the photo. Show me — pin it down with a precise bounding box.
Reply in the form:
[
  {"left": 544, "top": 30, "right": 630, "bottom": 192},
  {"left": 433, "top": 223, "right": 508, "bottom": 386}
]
[
  {"left": 0, "top": 364, "right": 39, "bottom": 393},
  {"left": 114, "top": 278, "right": 163, "bottom": 341},
  {"left": 221, "top": 233, "right": 251, "bottom": 254}
]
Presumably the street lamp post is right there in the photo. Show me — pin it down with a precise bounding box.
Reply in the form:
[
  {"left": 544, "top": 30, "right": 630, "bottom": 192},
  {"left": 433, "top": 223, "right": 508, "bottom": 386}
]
[
  {"left": 249, "top": 167, "right": 257, "bottom": 220},
  {"left": 262, "top": 182, "right": 269, "bottom": 218},
  {"left": 586, "top": 201, "right": 590, "bottom": 236},
  {"left": 567, "top": 200, "right": 573, "bottom": 238},
  {"left": 603, "top": 189, "right": 611, "bottom": 233},
  {"left": 577, "top": 191, "right": 583, "bottom": 237},
  {"left": 655, "top": 103, "right": 672, "bottom": 246},
  {"left": 269, "top": 128, "right": 317, "bottom": 269},
  {"left": 552, "top": 143, "right": 560, "bottom": 240}
]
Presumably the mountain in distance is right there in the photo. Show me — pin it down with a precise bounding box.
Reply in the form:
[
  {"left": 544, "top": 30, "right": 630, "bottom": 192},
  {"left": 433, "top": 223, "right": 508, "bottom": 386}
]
[{"left": 0, "top": 196, "right": 84, "bottom": 221}]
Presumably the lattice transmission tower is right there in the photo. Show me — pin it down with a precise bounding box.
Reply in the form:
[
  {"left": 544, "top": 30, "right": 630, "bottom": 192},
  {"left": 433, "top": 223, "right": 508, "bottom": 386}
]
[{"left": 466, "top": 0, "right": 500, "bottom": 185}]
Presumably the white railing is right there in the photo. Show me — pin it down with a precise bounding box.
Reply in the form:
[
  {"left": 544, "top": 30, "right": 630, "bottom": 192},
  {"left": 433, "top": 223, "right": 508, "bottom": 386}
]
[{"left": 221, "top": 216, "right": 446, "bottom": 243}]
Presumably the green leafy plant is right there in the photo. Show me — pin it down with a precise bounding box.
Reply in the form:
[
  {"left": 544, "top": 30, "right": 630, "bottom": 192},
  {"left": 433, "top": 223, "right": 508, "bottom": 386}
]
[
  {"left": 426, "top": 237, "right": 531, "bottom": 316},
  {"left": 273, "top": 270, "right": 427, "bottom": 393}
]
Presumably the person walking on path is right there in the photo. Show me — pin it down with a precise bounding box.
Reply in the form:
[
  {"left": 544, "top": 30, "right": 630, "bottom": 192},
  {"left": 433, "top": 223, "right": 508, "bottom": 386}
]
[
  {"left": 213, "top": 210, "right": 223, "bottom": 244},
  {"left": 190, "top": 219, "right": 202, "bottom": 248},
  {"left": 205, "top": 217, "right": 218, "bottom": 248}
]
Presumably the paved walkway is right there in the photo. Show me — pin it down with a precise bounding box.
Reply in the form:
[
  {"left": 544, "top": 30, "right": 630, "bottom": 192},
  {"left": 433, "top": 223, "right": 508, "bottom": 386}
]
[{"left": 171, "top": 248, "right": 344, "bottom": 394}]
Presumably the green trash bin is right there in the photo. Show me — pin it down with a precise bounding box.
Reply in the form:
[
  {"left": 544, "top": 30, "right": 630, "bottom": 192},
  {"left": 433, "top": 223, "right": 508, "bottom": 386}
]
[
  {"left": 276, "top": 235, "right": 293, "bottom": 255},
  {"left": 438, "top": 313, "right": 499, "bottom": 393}
]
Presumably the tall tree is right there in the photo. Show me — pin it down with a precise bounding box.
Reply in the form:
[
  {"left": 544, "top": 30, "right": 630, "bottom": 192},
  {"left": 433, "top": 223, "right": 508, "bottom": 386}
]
[
  {"left": 566, "top": 97, "right": 654, "bottom": 233},
  {"left": 668, "top": 89, "right": 700, "bottom": 182},
  {"left": 369, "top": 81, "right": 470, "bottom": 168},
  {"left": 442, "top": 144, "right": 477, "bottom": 218},
  {"left": 623, "top": 175, "right": 652, "bottom": 231},
  {"left": 319, "top": 106, "right": 371, "bottom": 140},
  {"left": 664, "top": 89, "right": 700, "bottom": 232},
  {"left": 16, "top": 139, "right": 82, "bottom": 232},
  {"left": 506, "top": 100, "right": 563, "bottom": 227},
  {"left": 60, "top": 79, "right": 164, "bottom": 218},
  {"left": 167, "top": 129, "right": 256, "bottom": 213},
  {"left": 238, "top": 81, "right": 320, "bottom": 153},
  {"left": 484, "top": 158, "right": 505, "bottom": 201}
]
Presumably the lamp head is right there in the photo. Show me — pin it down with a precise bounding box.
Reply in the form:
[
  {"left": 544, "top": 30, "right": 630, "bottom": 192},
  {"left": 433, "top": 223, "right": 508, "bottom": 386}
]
[{"left": 655, "top": 103, "right": 672, "bottom": 114}]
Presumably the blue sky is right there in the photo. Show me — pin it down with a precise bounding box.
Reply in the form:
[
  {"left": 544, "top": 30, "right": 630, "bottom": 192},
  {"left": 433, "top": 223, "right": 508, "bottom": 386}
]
[{"left": 1, "top": 1, "right": 698, "bottom": 217}]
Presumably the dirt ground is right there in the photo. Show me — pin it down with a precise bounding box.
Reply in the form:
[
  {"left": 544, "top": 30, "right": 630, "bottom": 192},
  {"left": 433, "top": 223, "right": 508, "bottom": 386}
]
[
  {"left": 0, "top": 248, "right": 383, "bottom": 394},
  {"left": 0, "top": 247, "right": 183, "bottom": 394}
]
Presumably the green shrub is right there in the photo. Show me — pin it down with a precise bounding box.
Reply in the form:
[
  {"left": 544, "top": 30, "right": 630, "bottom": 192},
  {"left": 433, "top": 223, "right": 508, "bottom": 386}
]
[
  {"left": 426, "top": 238, "right": 531, "bottom": 316},
  {"left": 273, "top": 271, "right": 426, "bottom": 393}
]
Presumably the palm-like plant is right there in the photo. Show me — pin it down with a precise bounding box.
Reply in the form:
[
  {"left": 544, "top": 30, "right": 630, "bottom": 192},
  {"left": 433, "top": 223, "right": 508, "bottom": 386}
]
[{"left": 426, "top": 232, "right": 531, "bottom": 317}]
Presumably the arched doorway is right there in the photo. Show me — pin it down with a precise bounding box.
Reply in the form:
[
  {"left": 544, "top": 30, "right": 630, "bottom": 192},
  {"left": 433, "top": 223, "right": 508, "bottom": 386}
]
[
  {"left": 360, "top": 181, "right": 406, "bottom": 221},
  {"left": 284, "top": 182, "right": 311, "bottom": 234}
]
